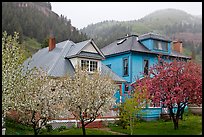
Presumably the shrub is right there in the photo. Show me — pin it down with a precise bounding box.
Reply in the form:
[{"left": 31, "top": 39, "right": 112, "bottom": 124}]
[
  {"left": 45, "top": 124, "right": 53, "bottom": 132},
  {"left": 58, "top": 126, "right": 66, "bottom": 132}
]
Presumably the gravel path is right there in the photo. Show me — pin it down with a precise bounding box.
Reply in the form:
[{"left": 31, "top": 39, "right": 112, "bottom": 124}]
[{"left": 95, "top": 128, "right": 128, "bottom": 135}]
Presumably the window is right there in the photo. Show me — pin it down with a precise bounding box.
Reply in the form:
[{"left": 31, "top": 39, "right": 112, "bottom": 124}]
[
  {"left": 153, "top": 40, "right": 168, "bottom": 51},
  {"left": 106, "top": 64, "right": 111, "bottom": 69},
  {"left": 81, "top": 60, "right": 89, "bottom": 71},
  {"left": 124, "top": 84, "right": 129, "bottom": 94},
  {"left": 90, "top": 61, "right": 98, "bottom": 72},
  {"left": 143, "top": 59, "right": 149, "bottom": 75},
  {"left": 81, "top": 60, "right": 98, "bottom": 72},
  {"left": 123, "top": 58, "right": 128, "bottom": 76}
]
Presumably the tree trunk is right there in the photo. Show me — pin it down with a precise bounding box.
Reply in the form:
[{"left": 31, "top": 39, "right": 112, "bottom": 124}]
[
  {"left": 173, "top": 118, "right": 179, "bottom": 130},
  {"left": 34, "top": 128, "right": 38, "bottom": 135},
  {"left": 130, "top": 117, "right": 133, "bottom": 135},
  {"left": 81, "top": 119, "right": 86, "bottom": 135},
  {"left": 169, "top": 107, "right": 179, "bottom": 130}
]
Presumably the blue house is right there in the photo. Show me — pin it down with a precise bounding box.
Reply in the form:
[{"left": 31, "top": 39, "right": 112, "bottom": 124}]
[{"left": 101, "top": 33, "right": 191, "bottom": 120}]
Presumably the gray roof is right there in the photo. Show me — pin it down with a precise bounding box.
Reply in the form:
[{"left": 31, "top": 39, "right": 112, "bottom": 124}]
[
  {"left": 101, "top": 35, "right": 191, "bottom": 59},
  {"left": 65, "top": 39, "right": 105, "bottom": 59},
  {"left": 101, "top": 64, "right": 126, "bottom": 83},
  {"left": 138, "top": 32, "right": 171, "bottom": 42},
  {"left": 76, "top": 51, "right": 104, "bottom": 60},
  {"left": 23, "top": 39, "right": 125, "bottom": 82},
  {"left": 23, "top": 40, "right": 75, "bottom": 77},
  {"left": 101, "top": 36, "right": 147, "bottom": 56},
  {"left": 65, "top": 39, "right": 91, "bottom": 58}
]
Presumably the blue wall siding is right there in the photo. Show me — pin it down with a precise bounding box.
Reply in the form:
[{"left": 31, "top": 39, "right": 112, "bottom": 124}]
[
  {"left": 102, "top": 53, "right": 132, "bottom": 83},
  {"left": 168, "top": 43, "right": 171, "bottom": 54},
  {"left": 141, "top": 39, "right": 172, "bottom": 55},
  {"left": 131, "top": 52, "right": 158, "bottom": 82},
  {"left": 136, "top": 106, "right": 188, "bottom": 121},
  {"left": 140, "top": 39, "right": 153, "bottom": 50}
]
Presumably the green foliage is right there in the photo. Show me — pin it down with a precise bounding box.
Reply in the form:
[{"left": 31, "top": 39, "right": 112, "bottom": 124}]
[
  {"left": 5, "top": 117, "right": 33, "bottom": 135},
  {"left": 118, "top": 89, "right": 148, "bottom": 135},
  {"left": 45, "top": 124, "right": 53, "bottom": 132},
  {"left": 57, "top": 126, "right": 67, "bottom": 132},
  {"left": 20, "top": 37, "right": 42, "bottom": 58},
  {"left": 41, "top": 37, "right": 49, "bottom": 48}
]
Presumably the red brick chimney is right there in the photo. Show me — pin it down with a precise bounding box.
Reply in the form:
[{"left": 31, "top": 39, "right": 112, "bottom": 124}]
[
  {"left": 172, "top": 40, "right": 183, "bottom": 53},
  {"left": 48, "top": 37, "right": 56, "bottom": 51}
]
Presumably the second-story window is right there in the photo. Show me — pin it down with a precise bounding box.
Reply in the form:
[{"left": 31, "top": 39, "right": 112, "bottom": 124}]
[
  {"left": 81, "top": 60, "right": 98, "bottom": 72},
  {"left": 143, "top": 59, "right": 149, "bottom": 75},
  {"left": 153, "top": 40, "right": 168, "bottom": 51},
  {"left": 123, "top": 58, "right": 128, "bottom": 76}
]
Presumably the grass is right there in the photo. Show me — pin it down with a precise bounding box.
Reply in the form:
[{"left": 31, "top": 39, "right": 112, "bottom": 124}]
[
  {"left": 5, "top": 119, "right": 33, "bottom": 135},
  {"left": 5, "top": 113, "right": 202, "bottom": 135},
  {"left": 109, "top": 114, "right": 202, "bottom": 135},
  {"left": 5, "top": 118, "right": 114, "bottom": 135},
  {"left": 40, "top": 128, "right": 115, "bottom": 135}
]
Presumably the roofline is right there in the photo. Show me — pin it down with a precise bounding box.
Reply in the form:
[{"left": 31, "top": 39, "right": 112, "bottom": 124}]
[
  {"left": 79, "top": 39, "right": 106, "bottom": 59},
  {"left": 66, "top": 55, "right": 105, "bottom": 60},
  {"left": 104, "top": 51, "right": 131, "bottom": 58},
  {"left": 104, "top": 50, "right": 191, "bottom": 59},
  {"left": 139, "top": 37, "right": 172, "bottom": 43},
  {"left": 117, "top": 34, "right": 139, "bottom": 40}
]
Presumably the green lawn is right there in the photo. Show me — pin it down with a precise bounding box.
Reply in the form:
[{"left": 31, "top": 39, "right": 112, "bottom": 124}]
[
  {"left": 109, "top": 114, "right": 202, "bottom": 135},
  {"left": 5, "top": 119, "right": 114, "bottom": 135},
  {"left": 5, "top": 114, "right": 202, "bottom": 135},
  {"left": 40, "top": 128, "right": 115, "bottom": 135}
]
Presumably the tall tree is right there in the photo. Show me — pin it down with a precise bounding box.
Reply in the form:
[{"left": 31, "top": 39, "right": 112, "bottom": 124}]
[
  {"left": 14, "top": 68, "right": 62, "bottom": 135},
  {"left": 57, "top": 67, "right": 117, "bottom": 135},
  {"left": 135, "top": 57, "right": 202, "bottom": 130},
  {"left": 2, "top": 31, "right": 26, "bottom": 117},
  {"left": 2, "top": 31, "right": 62, "bottom": 135}
]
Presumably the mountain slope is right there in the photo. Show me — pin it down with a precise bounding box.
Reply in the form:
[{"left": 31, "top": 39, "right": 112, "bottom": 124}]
[
  {"left": 81, "top": 9, "right": 201, "bottom": 46},
  {"left": 2, "top": 2, "right": 89, "bottom": 56}
]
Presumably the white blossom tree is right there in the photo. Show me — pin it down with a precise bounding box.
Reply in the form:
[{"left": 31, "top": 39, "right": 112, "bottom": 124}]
[
  {"left": 57, "top": 66, "right": 117, "bottom": 135},
  {"left": 15, "top": 68, "right": 64, "bottom": 135},
  {"left": 2, "top": 31, "right": 26, "bottom": 117},
  {"left": 2, "top": 32, "right": 63, "bottom": 135}
]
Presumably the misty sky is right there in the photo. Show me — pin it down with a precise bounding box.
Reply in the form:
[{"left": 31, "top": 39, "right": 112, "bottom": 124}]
[{"left": 51, "top": 2, "right": 202, "bottom": 29}]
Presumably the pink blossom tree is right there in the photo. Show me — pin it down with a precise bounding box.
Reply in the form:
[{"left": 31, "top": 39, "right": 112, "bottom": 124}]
[{"left": 135, "top": 57, "right": 202, "bottom": 130}]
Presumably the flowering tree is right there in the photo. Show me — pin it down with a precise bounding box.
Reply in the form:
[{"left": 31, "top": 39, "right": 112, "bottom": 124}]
[
  {"left": 57, "top": 67, "right": 117, "bottom": 135},
  {"left": 15, "top": 68, "right": 63, "bottom": 135},
  {"left": 2, "top": 32, "right": 62, "bottom": 135},
  {"left": 2, "top": 31, "right": 26, "bottom": 117},
  {"left": 136, "top": 57, "right": 202, "bottom": 130}
]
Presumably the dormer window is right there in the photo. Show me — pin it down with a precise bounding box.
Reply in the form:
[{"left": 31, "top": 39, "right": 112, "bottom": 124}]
[
  {"left": 153, "top": 40, "right": 168, "bottom": 51},
  {"left": 81, "top": 59, "right": 98, "bottom": 72}
]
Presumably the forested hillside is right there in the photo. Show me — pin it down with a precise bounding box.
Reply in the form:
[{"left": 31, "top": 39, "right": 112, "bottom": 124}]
[
  {"left": 2, "top": 2, "right": 88, "bottom": 56},
  {"left": 81, "top": 9, "right": 202, "bottom": 63}
]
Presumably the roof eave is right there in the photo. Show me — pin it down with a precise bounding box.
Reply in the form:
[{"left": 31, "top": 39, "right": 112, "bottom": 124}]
[{"left": 65, "top": 55, "right": 104, "bottom": 60}]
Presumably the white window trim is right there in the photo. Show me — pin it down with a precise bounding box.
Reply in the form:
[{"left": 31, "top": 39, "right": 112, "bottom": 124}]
[{"left": 80, "top": 59, "right": 99, "bottom": 73}]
